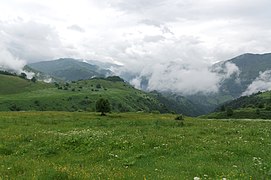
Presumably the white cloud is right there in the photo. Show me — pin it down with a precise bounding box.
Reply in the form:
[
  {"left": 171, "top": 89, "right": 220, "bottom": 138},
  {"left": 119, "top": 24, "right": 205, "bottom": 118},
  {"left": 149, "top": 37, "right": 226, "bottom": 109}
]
[
  {"left": 129, "top": 61, "right": 240, "bottom": 95},
  {"left": 242, "top": 70, "right": 271, "bottom": 96},
  {"left": 0, "top": 0, "right": 270, "bottom": 94},
  {"left": 0, "top": 45, "right": 26, "bottom": 72}
]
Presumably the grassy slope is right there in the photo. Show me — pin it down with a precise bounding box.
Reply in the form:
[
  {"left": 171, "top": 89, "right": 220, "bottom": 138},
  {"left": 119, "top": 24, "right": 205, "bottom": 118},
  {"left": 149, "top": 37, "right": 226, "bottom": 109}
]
[
  {"left": 0, "top": 74, "right": 51, "bottom": 95},
  {"left": 203, "top": 91, "right": 271, "bottom": 119},
  {"left": 0, "top": 112, "right": 270, "bottom": 179},
  {"left": 0, "top": 76, "right": 166, "bottom": 113},
  {"left": 202, "top": 108, "right": 271, "bottom": 119}
]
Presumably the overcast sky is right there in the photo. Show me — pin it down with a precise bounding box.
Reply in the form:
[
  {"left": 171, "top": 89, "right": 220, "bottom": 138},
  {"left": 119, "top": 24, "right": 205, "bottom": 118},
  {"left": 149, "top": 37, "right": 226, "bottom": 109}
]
[
  {"left": 1, "top": 0, "right": 271, "bottom": 64},
  {"left": 1, "top": 0, "right": 271, "bottom": 94}
]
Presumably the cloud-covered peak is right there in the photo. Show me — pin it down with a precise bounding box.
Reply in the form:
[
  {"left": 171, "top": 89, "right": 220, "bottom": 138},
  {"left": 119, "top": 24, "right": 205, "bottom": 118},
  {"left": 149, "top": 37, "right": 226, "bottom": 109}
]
[
  {"left": 242, "top": 70, "right": 271, "bottom": 96},
  {"left": 0, "top": 0, "right": 270, "bottom": 94}
]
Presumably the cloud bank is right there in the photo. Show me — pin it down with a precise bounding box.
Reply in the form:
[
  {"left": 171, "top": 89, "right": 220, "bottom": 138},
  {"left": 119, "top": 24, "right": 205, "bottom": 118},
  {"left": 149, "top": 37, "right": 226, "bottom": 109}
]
[
  {"left": 0, "top": 45, "right": 26, "bottom": 72},
  {"left": 242, "top": 70, "right": 271, "bottom": 96},
  {"left": 129, "top": 62, "right": 240, "bottom": 95},
  {"left": 0, "top": 0, "right": 270, "bottom": 94}
]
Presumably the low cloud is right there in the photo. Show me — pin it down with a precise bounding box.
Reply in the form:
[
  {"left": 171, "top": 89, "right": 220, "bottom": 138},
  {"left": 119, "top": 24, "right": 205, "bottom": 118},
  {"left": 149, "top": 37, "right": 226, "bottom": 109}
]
[
  {"left": 129, "top": 61, "right": 240, "bottom": 95},
  {"left": 242, "top": 70, "right": 271, "bottom": 96},
  {"left": 1, "top": 21, "right": 65, "bottom": 61},
  {"left": 0, "top": 45, "right": 26, "bottom": 72}
]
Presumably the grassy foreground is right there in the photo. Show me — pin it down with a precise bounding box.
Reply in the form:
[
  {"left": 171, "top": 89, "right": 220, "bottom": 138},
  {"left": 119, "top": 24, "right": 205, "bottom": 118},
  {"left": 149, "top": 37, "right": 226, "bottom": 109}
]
[{"left": 0, "top": 112, "right": 271, "bottom": 179}]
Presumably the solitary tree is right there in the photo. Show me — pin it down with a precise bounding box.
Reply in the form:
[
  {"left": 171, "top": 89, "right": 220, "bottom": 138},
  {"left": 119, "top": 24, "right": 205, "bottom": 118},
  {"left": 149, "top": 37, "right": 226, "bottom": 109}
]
[{"left": 96, "top": 98, "right": 111, "bottom": 116}]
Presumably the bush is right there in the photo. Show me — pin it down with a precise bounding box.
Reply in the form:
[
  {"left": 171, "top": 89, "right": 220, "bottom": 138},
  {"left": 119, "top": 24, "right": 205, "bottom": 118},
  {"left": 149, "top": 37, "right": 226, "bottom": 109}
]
[
  {"left": 175, "top": 114, "right": 184, "bottom": 121},
  {"left": 31, "top": 77, "right": 37, "bottom": 83},
  {"left": 96, "top": 84, "right": 102, "bottom": 89}
]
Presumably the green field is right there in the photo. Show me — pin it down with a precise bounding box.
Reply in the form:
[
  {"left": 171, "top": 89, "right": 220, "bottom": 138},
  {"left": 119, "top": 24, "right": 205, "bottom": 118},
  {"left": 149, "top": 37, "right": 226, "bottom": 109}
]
[{"left": 0, "top": 112, "right": 270, "bottom": 179}]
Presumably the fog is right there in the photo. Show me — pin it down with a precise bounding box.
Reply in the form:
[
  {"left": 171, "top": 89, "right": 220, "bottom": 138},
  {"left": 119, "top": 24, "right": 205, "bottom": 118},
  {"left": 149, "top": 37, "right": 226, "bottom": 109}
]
[{"left": 242, "top": 70, "right": 271, "bottom": 96}]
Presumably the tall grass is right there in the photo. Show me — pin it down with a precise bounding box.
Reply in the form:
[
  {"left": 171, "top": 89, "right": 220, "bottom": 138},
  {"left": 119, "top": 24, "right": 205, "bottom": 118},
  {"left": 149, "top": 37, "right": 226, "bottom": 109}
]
[{"left": 0, "top": 112, "right": 270, "bottom": 179}]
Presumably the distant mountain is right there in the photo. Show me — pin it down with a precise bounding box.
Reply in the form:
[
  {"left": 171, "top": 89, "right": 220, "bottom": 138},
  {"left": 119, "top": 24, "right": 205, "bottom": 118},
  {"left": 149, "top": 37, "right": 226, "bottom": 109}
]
[
  {"left": 164, "top": 53, "right": 271, "bottom": 115},
  {"left": 216, "top": 53, "right": 271, "bottom": 98},
  {"left": 27, "top": 58, "right": 113, "bottom": 81},
  {"left": 23, "top": 53, "right": 271, "bottom": 116}
]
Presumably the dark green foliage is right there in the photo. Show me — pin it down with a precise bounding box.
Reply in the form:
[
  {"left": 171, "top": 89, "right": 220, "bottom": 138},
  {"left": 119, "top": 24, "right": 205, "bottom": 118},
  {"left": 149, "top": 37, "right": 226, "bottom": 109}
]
[
  {"left": 151, "top": 91, "right": 201, "bottom": 116},
  {"left": 106, "top": 76, "right": 125, "bottom": 82},
  {"left": 216, "top": 91, "right": 271, "bottom": 112},
  {"left": 265, "top": 105, "right": 271, "bottom": 111},
  {"left": 31, "top": 77, "right": 37, "bottom": 83},
  {"left": 20, "top": 73, "right": 27, "bottom": 79},
  {"left": 226, "top": 108, "right": 233, "bottom": 117},
  {"left": 256, "top": 109, "right": 260, "bottom": 115},
  {"left": 96, "top": 84, "right": 102, "bottom": 89},
  {"left": 220, "top": 105, "right": 226, "bottom": 112},
  {"left": 9, "top": 104, "right": 21, "bottom": 111},
  {"left": 96, "top": 98, "right": 111, "bottom": 115},
  {"left": 258, "top": 103, "right": 264, "bottom": 108},
  {"left": 0, "top": 70, "right": 16, "bottom": 76}
]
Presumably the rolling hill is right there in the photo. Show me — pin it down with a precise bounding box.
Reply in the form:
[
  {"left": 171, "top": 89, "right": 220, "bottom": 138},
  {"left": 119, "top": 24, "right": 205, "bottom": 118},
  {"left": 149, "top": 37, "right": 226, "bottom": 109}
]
[
  {"left": 0, "top": 73, "right": 202, "bottom": 115},
  {"left": 0, "top": 73, "right": 52, "bottom": 95},
  {"left": 202, "top": 91, "right": 271, "bottom": 119}
]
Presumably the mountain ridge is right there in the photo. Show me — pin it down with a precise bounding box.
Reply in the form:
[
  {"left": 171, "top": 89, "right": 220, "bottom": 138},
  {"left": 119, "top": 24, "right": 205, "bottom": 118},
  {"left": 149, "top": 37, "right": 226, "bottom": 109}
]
[{"left": 27, "top": 58, "right": 113, "bottom": 81}]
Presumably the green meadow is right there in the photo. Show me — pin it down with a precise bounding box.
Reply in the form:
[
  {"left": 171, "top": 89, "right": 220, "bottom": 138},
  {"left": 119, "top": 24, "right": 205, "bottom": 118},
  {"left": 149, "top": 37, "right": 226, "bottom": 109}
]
[{"left": 0, "top": 112, "right": 270, "bottom": 179}]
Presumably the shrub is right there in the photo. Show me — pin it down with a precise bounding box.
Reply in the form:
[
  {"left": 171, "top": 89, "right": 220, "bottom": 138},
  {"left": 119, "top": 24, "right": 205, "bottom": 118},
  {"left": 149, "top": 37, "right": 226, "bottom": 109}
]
[
  {"left": 31, "top": 77, "right": 37, "bottom": 83},
  {"left": 96, "top": 84, "right": 102, "bottom": 89},
  {"left": 175, "top": 114, "right": 184, "bottom": 120},
  {"left": 226, "top": 108, "right": 233, "bottom": 117}
]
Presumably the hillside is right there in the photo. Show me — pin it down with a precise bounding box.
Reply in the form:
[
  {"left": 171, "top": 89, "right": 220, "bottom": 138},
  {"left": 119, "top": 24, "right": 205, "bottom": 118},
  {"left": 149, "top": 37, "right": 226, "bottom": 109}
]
[
  {"left": 183, "top": 53, "right": 271, "bottom": 114},
  {"left": 0, "top": 73, "right": 205, "bottom": 115},
  {"left": 202, "top": 91, "right": 271, "bottom": 119},
  {"left": 27, "top": 58, "right": 112, "bottom": 81},
  {"left": 216, "top": 53, "right": 271, "bottom": 97},
  {"left": 0, "top": 73, "right": 52, "bottom": 95}
]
